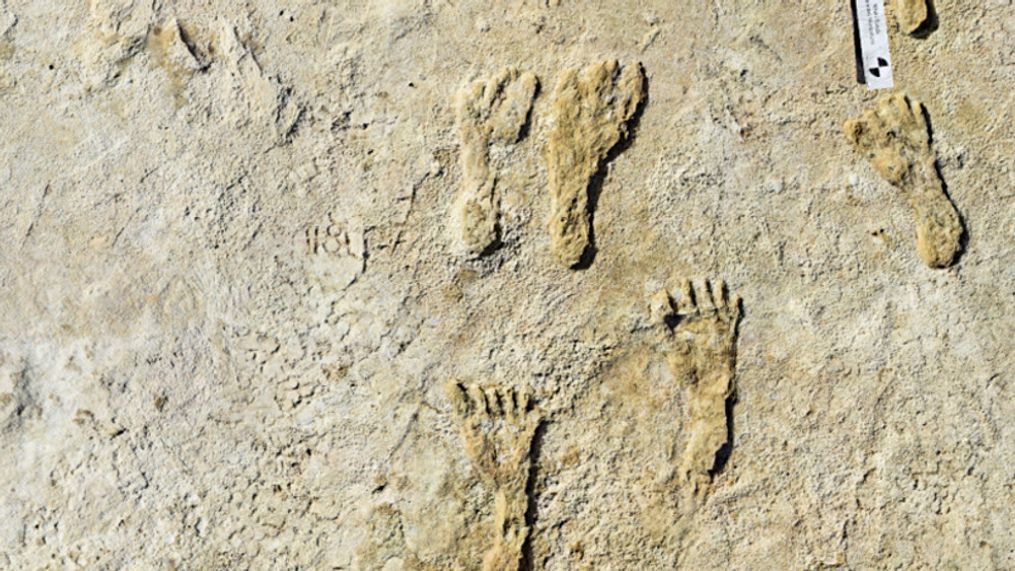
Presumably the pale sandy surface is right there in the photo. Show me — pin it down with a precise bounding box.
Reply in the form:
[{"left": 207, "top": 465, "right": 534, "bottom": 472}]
[{"left": 0, "top": 1, "right": 1012, "bottom": 569}]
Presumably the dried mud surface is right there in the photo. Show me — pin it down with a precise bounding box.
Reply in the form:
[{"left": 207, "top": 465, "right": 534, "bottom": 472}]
[{"left": 1, "top": 1, "right": 1012, "bottom": 569}]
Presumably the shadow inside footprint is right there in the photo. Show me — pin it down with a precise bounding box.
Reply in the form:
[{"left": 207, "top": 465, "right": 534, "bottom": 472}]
[
  {"left": 709, "top": 295, "right": 742, "bottom": 479},
  {"left": 912, "top": 0, "right": 940, "bottom": 38},
  {"left": 921, "top": 106, "right": 968, "bottom": 266},
  {"left": 709, "top": 392, "right": 735, "bottom": 477},
  {"left": 933, "top": 161, "right": 969, "bottom": 265},
  {"left": 521, "top": 420, "right": 548, "bottom": 571}
]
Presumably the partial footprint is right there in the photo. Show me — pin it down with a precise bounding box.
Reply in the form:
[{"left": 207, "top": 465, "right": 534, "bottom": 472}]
[
  {"left": 77, "top": 0, "right": 156, "bottom": 90},
  {"left": 844, "top": 93, "right": 964, "bottom": 268},
  {"left": 214, "top": 20, "right": 302, "bottom": 142},
  {"left": 452, "top": 68, "right": 538, "bottom": 258},
  {"left": 545, "top": 60, "right": 645, "bottom": 268},
  {"left": 650, "top": 279, "right": 742, "bottom": 495},
  {"left": 446, "top": 381, "right": 542, "bottom": 571},
  {"left": 0, "top": 2, "right": 16, "bottom": 91},
  {"left": 896, "top": 0, "right": 931, "bottom": 36},
  {"left": 147, "top": 19, "right": 207, "bottom": 107}
]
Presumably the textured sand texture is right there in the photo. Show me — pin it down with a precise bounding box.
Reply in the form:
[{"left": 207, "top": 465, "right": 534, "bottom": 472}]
[{"left": 1, "top": 1, "right": 1013, "bottom": 569}]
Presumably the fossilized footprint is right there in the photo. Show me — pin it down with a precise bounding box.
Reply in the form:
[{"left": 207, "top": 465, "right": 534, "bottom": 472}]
[
  {"left": 896, "top": 0, "right": 930, "bottom": 35},
  {"left": 446, "top": 381, "right": 542, "bottom": 571},
  {"left": 649, "top": 279, "right": 742, "bottom": 495},
  {"left": 545, "top": 60, "right": 645, "bottom": 268},
  {"left": 844, "top": 93, "right": 964, "bottom": 268},
  {"left": 452, "top": 68, "right": 538, "bottom": 258}
]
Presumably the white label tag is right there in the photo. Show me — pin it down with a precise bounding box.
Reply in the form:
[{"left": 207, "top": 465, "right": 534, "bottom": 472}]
[{"left": 855, "top": 0, "right": 894, "bottom": 89}]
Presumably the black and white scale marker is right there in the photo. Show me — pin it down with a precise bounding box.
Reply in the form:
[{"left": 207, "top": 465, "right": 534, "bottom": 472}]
[{"left": 851, "top": 0, "right": 894, "bottom": 89}]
